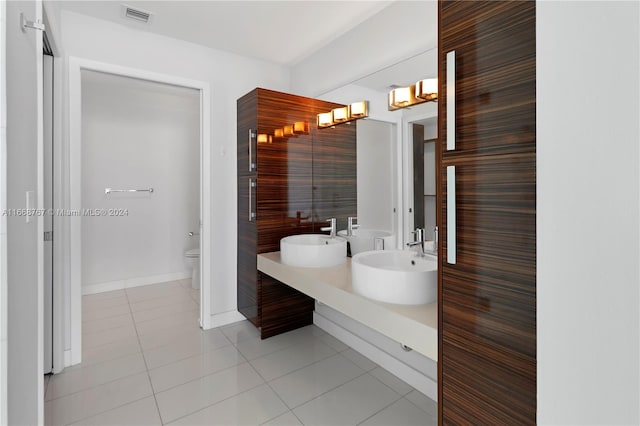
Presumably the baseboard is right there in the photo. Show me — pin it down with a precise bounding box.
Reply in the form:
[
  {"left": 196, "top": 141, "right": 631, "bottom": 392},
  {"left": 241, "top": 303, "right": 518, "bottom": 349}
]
[
  {"left": 82, "top": 271, "right": 192, "bottom": 295},
  {"left": 314, "top": 311, "right": 438, "bottom": 402},
  {"left": 206, "top": 310, "right": 246, "bottom": 330}
]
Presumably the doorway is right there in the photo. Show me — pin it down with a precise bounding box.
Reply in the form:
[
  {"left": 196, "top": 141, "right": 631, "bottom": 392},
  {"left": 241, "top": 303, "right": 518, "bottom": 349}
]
[{"left": 63, "top": 59, "right": 212, "bottom": 365}]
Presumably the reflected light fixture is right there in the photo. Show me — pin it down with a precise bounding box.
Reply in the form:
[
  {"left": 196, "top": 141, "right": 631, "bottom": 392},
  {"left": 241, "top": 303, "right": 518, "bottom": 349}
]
[
  {"left": 389, "top": 86, "right": 413, "bottom": 108},
  {"left": 283, "top": 125, "right": 294, "bottom": 136},
  {"left": 293, "top": 121, "right": 308, "bottom": 134},
  {"left": 317, "top": 101, "right": 369, "bottom": 129},
  {"left": 257, "top": 133, "right": 272, "bottom": 144},
  {"left": 388, "top": 78, "right": 438, "bottom": 111},
  {"left": 274, "top": 128, "right": 284, "bottom": 138}
]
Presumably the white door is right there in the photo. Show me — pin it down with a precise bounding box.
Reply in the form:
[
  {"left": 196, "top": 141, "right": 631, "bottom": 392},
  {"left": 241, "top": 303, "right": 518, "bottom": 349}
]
[{"left": 4, "top": 0, "right": 44, "bottom": 424}]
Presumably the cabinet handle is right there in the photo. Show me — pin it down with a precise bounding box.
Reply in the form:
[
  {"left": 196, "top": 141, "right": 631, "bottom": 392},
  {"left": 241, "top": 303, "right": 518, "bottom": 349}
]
[
  {"left": 447, "top": 166, "right": 456, "bottom": 264},
  {"left": 248, "top": 129, "right": 256, "bottom": 172},
  {"left": 248, "top": 178, "right": 256, "bottom": 221},
  {"left": 446, "top": 50, "right": 456, "bottom": 151}
]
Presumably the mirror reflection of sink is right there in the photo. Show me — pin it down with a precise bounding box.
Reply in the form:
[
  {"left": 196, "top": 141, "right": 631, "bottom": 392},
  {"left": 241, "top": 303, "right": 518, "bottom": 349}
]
[
  {"left": 351, "top": 250, "right": 436, "bottom": 305},
  {"left": 280, "top": 234, "right": 347, "bottom": 268},
  {"left": 337, "top": 229, "right": 396, "bottom": 255}
]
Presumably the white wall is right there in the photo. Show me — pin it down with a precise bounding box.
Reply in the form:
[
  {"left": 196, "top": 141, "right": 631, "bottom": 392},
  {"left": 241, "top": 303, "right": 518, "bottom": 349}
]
[
  {"left": 537, "top": 2, "right": 640, "bottom": 424},
  {"left": 4, "top": 0, "right": 43, "bottom": 423},
  {"left": 80, "top": 71, "right": 199, "bottom": 292},
  {"left": 290, "top": 1, "right": 437, "bottom": 97},
  {"left": 57, "top": 10, "right": 289, "bottom": 338},
  {"left": 0, "top": 2, "right": 7, "bottom": 422}
]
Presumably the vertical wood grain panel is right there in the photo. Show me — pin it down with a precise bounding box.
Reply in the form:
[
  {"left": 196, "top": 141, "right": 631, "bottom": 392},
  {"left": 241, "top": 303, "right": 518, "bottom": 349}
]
[
  {"left": 237, "top": 88, "right": 357, "bottom": 339},
  {"left": 237, "top": 91, "right": 259, "bottom": 325},
  {"left": 438, "top": 1, "right": 536, "bottom": 424},
  {"left": 311, "top": 114, "right": 357, "bottom": 233}
]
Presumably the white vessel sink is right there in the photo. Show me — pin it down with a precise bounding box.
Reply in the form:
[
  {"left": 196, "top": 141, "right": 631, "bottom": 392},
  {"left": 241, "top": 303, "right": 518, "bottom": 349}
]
[
  {"left": 280, "top": 234, "right": 347, "bottom": 268},
  {"left": 337, "top": 229, "right": 396, "bottom": 255},
  {"left": 351, "top": 250, "right": 437, "bottom": 305}
]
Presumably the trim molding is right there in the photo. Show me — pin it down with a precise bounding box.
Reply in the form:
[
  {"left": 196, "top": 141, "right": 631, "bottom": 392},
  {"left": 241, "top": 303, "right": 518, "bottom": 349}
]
[
  {"left": 207, "top": 310, "right": 246, "bottom": 330},
  {"left": 313, "top": 311, "right": 438, "bottom": 402},
  {"left": 82, "top": 271, "right": 192, "bottom": 295},
  {"left": 66, "top": 56, "right": 212, "bottom": 366}
]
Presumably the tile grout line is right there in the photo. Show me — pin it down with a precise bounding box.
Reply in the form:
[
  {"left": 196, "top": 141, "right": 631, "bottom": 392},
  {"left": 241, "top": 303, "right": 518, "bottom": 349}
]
[
  {"left": 125, "top": 282, "right": 165, "bottom": 426},
  {"left": 242, "top": 352, "right": 302, "bottom": 425},
  {"left": 354, "top": 386, "right": 404, "bottom": 426},
  {"left": 44, "top": 359, "right": 147, "bottom": 403},
  {"left": 140, "top": 334, "right": 235, "bottom": 373},
  {"left": 245, "top": 338, "right": 339, "bottom": 382},
  {"left": 55, "top": 287, "right": 168, "bottom": 425},
  {"left": 403, "top": 392, "right": 439, "bottom": 417},
  {"left": 164, "top": 381, "right": 268, "bottom": 425},
  {"left": 46, "top": 282, "right": 193, "bottom": 425},
  {"left": 252, "top": 346, "right": 372, "bottom": 413}
]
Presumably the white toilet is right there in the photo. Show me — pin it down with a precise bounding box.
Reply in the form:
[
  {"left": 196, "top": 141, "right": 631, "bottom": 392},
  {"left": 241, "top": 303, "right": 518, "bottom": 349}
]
[{"left": 184, "top": 248, "right": 200, "bottom": 289}]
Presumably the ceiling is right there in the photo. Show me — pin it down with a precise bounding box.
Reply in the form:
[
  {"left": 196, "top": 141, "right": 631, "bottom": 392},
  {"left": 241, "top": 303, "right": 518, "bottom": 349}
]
[{"left": 51, "top": 1, "right": 395, "bottom": 65}]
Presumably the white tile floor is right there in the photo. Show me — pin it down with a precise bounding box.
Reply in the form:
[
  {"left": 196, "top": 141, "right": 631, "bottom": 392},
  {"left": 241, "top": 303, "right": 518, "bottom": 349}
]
[{"left": 45, "top": 279, "right": 437, "bottom": 425}]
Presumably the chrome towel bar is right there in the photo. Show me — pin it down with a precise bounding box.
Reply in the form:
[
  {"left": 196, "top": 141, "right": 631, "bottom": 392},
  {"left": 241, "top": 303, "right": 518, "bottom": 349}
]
[{"left": 105, "top": 187, "right": 154, "bottom": 194}]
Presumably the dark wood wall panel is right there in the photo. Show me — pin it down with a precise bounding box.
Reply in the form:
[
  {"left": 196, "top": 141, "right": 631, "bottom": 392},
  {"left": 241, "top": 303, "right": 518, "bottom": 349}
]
[
  {"left": 439, "top": 1, "right": 536, "bottom": 424},
  {"left": 259, "top": 273, "right": 314, "bottom": 339},
  {"left": 311, "top": 117, "right": 357, "bottom": 232},
  {"left": 237, "top": 91, "right": 259, "bottom": 325},
  {"left": 238, "top": 88, "right": 357, "bottom": 339}
]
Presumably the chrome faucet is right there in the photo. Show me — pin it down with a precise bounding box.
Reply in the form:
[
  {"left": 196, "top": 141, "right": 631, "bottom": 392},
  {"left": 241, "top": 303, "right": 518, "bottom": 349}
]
[
  {"left": 321, "top": 218, "right": 337, "bottom": 238},
  {"left": 406, "top": 227, "right": 425, "bottom": 256},
  {"left": 347, "top": 217, "right": 359, "bottom": 236},
  {"left": 433, "top": 226, "right": 438, "bottom": 252},
  {"left": 188, "top": 231, "right": 200, "bottom": 237}
]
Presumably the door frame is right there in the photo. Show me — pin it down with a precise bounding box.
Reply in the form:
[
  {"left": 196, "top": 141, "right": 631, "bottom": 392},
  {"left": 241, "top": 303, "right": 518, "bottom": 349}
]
[{"left": 65, "top": 57, "right": 212, "bottom": 365}]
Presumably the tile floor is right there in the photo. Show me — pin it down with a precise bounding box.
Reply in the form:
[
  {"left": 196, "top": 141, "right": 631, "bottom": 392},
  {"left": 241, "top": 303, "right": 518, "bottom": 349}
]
[{"left": 44, "top": 279, "right": 437, "bottom": 425}]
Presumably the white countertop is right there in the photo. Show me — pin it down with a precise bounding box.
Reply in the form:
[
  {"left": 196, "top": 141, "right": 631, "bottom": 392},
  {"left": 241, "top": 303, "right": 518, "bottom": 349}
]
[{"left": 257, "top": 252, "right": 438, "bottom": 361}]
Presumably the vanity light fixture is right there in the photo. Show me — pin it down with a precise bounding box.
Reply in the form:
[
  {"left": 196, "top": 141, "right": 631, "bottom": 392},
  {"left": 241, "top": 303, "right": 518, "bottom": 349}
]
[
  {"left": 274, "top": 128, "right": 284, "bottom": 138},
  {"left": 388, "top": 78, "right": 438, "bottom": 111},
  {"left": 317, "top": 112, "right": 333, "bottom": 128},
  {"left": 349, "top": 101, "right": 368, "bottom": 118},
  {"left": 283, "top": 125, "right": 295, "bottom": 136},
  {"left": 317, "top": 100, "right": 369, "bottom": 129},
  {"left": 293, "top": 121, "right": 309, "bottom": 134},
  {"left": 388, "top": 86, "right": 413, "bottom": 109},
  {"left": 332, "top": 106, "right": 349, "bottom": 123},
  {"left": 415, "top": 78, "right": 438, "bottom": 101},
  {"left": 257, "top": 133, "right": 272, "bottom": 144}
]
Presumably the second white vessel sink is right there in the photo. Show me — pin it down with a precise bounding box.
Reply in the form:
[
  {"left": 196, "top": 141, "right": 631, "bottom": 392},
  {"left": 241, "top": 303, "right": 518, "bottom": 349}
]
[
  {"left": 280, "top": 234, "right": 347, "bottom": 268},
  {"left": 351, "top": 250, "right": 436, "bottom": 305}
]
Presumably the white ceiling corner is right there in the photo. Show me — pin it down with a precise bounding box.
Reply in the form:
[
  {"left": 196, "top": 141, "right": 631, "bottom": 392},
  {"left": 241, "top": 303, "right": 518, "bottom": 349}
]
[{"left": 51, "top": 0, "right": 396, "bottom": 65}]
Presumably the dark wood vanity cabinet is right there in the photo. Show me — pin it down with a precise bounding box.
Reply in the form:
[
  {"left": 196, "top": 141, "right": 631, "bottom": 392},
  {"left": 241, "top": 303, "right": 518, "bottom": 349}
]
[
  {"left": 237, "top": 88, "right": 356, "bottom": 339},
  {"left": 438, "top": 1, "right": 536, "bottom": 424}
]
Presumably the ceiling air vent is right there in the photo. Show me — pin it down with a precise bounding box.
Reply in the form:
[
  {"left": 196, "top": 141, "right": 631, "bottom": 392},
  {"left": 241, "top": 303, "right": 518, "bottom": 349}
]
[{"left": 123, "top": 5, "right": 152, "bottom": 23}]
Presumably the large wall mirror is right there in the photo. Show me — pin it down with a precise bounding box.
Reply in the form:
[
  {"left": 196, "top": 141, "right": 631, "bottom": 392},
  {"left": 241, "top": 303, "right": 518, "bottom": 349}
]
[{"left": 318, "top": 47, "right": 438, "bottom": 250}]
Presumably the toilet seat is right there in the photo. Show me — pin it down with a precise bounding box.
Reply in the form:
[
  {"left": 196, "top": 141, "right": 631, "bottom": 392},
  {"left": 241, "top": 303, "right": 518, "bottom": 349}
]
[{"left": 185, "top": 248, "right": 200, "bottom": 258}]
